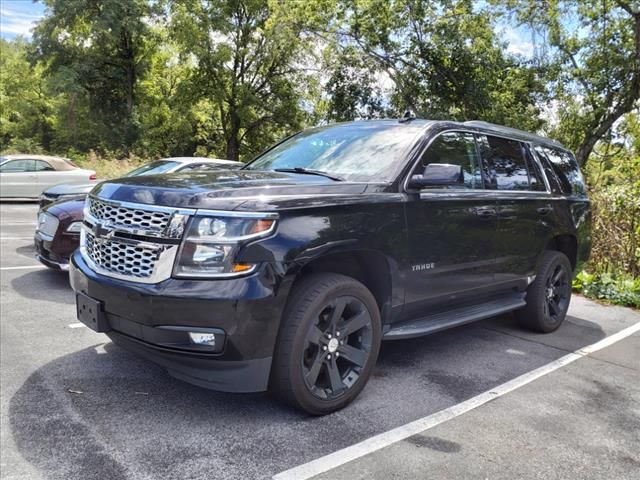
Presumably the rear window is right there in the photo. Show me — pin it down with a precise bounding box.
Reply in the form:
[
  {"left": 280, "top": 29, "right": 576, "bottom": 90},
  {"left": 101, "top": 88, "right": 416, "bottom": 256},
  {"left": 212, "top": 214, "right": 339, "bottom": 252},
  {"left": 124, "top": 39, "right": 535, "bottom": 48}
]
[
  {"left": 541, "top": 147, "right": 587, "bottom": 197},
  {"left": 63, "top": 159, "right": 79, "bottom": 168},
  {"left": 478, "top": 135, "right": 531, "bottom": 191}
]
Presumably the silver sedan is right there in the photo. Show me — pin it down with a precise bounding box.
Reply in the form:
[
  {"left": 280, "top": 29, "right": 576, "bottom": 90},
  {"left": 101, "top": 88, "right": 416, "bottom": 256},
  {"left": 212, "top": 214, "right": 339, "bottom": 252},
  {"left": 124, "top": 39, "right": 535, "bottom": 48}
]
[{"left": 0, "top": 154, "right": 96, "bottom": 199}]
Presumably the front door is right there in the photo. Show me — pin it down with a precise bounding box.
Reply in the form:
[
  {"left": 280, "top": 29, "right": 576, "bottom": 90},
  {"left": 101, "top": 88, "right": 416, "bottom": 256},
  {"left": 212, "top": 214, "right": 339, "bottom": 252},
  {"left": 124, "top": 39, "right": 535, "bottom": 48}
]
[
  {"left": 0, "top": 159, "right": 38, "bottom": 198},
  {"left": 402, "top": 131, "right": 500, "bottom": 320}
]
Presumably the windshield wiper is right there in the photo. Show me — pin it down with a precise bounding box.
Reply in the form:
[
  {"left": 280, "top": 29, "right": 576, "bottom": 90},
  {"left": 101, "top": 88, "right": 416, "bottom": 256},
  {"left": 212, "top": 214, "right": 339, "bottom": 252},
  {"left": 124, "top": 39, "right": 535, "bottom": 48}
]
[{"left": 274, "top": 167, "right": 344, "bottom": 182}]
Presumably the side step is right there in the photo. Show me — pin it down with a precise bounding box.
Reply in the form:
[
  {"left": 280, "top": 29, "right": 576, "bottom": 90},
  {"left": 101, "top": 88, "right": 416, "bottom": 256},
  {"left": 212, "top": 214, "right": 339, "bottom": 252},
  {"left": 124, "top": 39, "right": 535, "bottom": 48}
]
[{"left": 383, "top": 295, "right": 526, "bottom": 340}]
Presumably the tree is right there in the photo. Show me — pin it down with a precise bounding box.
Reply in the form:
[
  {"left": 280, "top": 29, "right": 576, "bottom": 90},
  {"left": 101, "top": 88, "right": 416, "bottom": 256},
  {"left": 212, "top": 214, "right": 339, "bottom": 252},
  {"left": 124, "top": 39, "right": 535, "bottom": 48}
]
[
  {"left": 323, "top": 46, "right": 388, "bottom": 122},
  {"left": 316, "top": 0, "right": 546, "bottom": 131},
  {"left": 169, "top": 0, "right": 314, "bottom": 160},
  {"left": 497, "top": 0, "right": 640, "bottom": 166},
  {"left": 0, "top": 39, "right": 57, "bottom": 152},
  {"left": 32, "top": 0, "right": 157, "bottom": 152}
]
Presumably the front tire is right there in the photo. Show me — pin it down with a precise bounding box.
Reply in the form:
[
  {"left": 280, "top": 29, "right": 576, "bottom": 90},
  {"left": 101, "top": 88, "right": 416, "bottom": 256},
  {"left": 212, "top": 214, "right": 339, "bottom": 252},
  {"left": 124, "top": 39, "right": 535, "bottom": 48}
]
[
  {"left": 517, "top": 251, "right": 572, "bottom": 333},
  {"left": 271, "top": 273, "right": 381, "bottom": 415}
]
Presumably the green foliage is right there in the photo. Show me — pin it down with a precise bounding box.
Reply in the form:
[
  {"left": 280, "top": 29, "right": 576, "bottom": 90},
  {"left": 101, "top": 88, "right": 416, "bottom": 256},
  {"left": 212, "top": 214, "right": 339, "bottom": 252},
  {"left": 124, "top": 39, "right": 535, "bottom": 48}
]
[
  {"left": 0, "top": 39, "right": 58, "bottom": 151},
  {"left": 495, "top": 0, "right": 640, "bottom": 166},
  {"left": 323, "top": 46, "right": 388, "bottom": 122},
  {"left": 573, "top": 271, "right": 640, "bottom": 309},
  {"left": 33, "top": 0, "right": 157, "bottom": 152},
  {"left": 574, "top": 112, "right": 640, "bottom": 308},
  {"left": 331, "top": 0, "right": 546, "bottom": 131},
  {"left": 167, "top": 0, "right": 314, "bottom": 160}
]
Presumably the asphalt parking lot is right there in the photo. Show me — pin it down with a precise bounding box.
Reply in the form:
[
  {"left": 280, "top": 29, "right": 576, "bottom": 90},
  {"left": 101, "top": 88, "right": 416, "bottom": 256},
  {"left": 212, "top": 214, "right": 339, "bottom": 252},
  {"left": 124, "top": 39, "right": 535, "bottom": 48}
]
[{"left": 1, "top": 202, "right": 639, "bottom": 480}]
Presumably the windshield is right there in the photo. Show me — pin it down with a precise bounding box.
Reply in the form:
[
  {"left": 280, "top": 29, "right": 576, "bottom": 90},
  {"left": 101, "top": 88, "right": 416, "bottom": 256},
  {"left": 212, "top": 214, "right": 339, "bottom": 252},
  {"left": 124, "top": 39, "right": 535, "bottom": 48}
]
[
  {"left": 245, "top": 123, "right": 425, "bottom": 182},
  {"left": 125, "top": 160, "right": 182, "bottom": 177}
]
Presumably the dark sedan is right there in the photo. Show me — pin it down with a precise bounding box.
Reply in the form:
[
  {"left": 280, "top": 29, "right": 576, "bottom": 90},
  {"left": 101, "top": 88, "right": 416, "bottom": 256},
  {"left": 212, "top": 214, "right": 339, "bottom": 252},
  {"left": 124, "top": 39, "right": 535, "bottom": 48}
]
[{"left": 34, "top": 197, "right": 84, "bottom": 270}]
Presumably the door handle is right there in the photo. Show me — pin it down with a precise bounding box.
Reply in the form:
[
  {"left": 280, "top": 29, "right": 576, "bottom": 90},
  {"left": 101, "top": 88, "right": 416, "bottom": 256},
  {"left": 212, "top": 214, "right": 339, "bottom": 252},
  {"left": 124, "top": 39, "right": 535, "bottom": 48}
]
[
  {"left": 474, "top": 207, "right": 497, "bottom": 218},
  {"left": 537, "top": 206, "right": 553, "bottom": 215}
]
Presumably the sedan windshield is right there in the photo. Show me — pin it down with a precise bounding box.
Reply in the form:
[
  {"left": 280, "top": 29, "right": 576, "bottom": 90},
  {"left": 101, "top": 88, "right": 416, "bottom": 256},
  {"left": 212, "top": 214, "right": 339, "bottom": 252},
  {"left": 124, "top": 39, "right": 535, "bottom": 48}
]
[
  {"left": 245, "top": 123, "right": 425, "bottom": 182},
  {"left": 126, "top": 160, "right": 182, "bottom": 177}
]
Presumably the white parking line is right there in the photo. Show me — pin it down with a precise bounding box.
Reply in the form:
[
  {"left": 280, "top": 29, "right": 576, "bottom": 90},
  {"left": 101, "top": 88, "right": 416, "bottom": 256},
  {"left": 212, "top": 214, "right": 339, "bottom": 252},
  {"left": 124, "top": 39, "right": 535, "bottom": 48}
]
[
  {"left": 68, "top": 323, "right": 86, "bottom": 329},
  {"left": 0, "top": 265, "right": 45, "bottom": 271},
  {"left": 273, "top": 321, "right": 640, "bottom": 480},
  {"left": 0, "top": 237, "right": 35, "bottom": 240}
]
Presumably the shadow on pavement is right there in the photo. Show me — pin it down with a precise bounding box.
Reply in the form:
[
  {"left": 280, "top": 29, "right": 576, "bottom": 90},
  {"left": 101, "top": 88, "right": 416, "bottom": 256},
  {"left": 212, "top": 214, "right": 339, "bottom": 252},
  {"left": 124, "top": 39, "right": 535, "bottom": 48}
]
[
  {"left": 8, "top": 311, "right": 609, "bottom": 480},
  {"left": 11, "top": 269, "right": 73, "bottom": 305},
  {"left": 15, "top": 244, "right": 36, "bottom": 260}
]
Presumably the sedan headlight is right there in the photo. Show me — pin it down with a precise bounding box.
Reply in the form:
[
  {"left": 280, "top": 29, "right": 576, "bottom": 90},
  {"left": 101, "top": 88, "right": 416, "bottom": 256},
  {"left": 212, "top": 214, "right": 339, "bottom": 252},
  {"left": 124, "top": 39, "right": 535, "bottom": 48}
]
[
  {"left": 66, "top": 221, "right": 83, "bottom": 233},
  {"left": 173, "top": 214, "right": 277, "bottom": 278}
]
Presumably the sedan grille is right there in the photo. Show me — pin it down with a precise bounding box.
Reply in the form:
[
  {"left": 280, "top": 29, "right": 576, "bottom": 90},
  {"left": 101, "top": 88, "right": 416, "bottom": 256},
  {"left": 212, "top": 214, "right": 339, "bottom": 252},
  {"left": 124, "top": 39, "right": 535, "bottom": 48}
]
[{"left": 88, "top": 197, "right": 172, "bottom": 231}]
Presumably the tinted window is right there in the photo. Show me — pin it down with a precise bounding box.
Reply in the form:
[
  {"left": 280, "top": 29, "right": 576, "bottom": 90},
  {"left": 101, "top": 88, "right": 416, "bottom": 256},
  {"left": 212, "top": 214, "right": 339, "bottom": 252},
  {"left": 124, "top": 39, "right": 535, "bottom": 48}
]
[
  {"left": 533, "top": 146, "right": 563, "bottom": 194},
  {"left": 245, "top": 123, "right": 425, "bottom": 182},
  {"left": 418, "top": 132, "right": 482, "bottom": 188},
  {"left": 0, "top": 160, "right": 34, "bottom": 172},
  {"left": 479, "top": 136, "right": 530, "bottom": 190},
  {"left": 524, "top": 149, "right": 546, "bottom": 191},
  {"left": 125, "top": 161, "right": 182, "bottom": 177},
  {"left": 34, "top": 160, "right": 54, "bottom": 171},
  {"left": 542, "top": 147, "right": 587, "bottom": 197}
]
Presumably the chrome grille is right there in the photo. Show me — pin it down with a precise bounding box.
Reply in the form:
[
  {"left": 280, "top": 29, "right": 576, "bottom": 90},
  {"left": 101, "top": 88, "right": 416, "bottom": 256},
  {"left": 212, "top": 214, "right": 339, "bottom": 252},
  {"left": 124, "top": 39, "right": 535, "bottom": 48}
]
[
  {"left": 84, "top": 230, "right": 169, "bottom": 279},
  {"left": 81, "top": 197, "right": 193, "bottom": 283},
  {"left": 88, "top": 197, "right": 172, "bottom": 231}
]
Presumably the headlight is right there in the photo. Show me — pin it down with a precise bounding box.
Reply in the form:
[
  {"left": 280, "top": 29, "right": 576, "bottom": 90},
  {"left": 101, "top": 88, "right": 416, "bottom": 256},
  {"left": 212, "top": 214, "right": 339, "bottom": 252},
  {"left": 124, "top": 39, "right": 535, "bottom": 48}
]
[
  {"left": 173, "top": 214, "right": 277, "bottom": 278},
  {"left": 66, "top": 221, "right": 83, "bottom": 233}
]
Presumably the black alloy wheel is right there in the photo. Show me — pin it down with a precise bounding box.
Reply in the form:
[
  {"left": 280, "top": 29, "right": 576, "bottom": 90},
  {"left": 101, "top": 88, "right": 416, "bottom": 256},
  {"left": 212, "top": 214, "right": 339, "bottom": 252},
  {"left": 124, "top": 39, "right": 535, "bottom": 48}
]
[
  {"left": 543, "top": 263, "right": 571, "bottom": 325},
  {"left": 302, "top": 295, "right": 373, "bottom": 400},
  {"left": 517, "top": 250, "right": 573, "bottom": 333},
  {"left": 271, "top": 273, "right": 381, "bottom": 415}
]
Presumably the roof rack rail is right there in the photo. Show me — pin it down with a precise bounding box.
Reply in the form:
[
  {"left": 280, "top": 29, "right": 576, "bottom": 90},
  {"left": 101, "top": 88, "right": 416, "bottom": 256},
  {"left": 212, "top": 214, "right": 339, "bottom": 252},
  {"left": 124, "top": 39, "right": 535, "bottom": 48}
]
[{"left": 462, "top": 120, "right": 563, "bottom": 148}]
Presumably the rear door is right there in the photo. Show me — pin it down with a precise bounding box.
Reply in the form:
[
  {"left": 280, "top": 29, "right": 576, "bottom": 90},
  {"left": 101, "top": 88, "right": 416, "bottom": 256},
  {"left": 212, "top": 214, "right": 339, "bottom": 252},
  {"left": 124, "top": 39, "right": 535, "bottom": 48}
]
[
  {"left": 477, "top": 134, "right": 556, "bottom": 290},
  {"left": 0, "top": 159, "right": 37, "bottom": 197},
  {"left": 33, "top": 159, "right": 59, "bottom": 194},
  {"left": 403, "top": 131, "right": 500, "bottom": 319}
]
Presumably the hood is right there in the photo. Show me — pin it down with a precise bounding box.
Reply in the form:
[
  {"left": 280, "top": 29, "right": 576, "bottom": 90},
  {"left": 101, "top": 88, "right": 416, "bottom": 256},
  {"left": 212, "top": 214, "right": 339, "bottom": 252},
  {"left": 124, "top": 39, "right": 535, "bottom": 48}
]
[
  {"left": 43, "top": 197, "right": 85, "bottom": 222},
  {"left": 90, "top": 170, "right": 372, "bottom": 211},
  {"left": 45, "top": 182, "right": 97, "bottom": 196}
]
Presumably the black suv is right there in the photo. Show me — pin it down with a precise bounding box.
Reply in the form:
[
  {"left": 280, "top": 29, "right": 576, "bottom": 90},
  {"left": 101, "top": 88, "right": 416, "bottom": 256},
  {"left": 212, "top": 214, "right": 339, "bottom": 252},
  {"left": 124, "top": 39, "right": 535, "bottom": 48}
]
[{"left": 70, "top": 119, "right": 591, "bottom": 414}]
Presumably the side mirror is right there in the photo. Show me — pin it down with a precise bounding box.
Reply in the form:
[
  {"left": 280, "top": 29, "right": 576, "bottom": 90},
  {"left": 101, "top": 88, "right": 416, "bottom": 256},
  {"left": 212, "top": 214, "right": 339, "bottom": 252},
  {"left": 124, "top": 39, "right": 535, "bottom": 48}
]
[{"left": 408, "top": 163, "right": 463, "bottom": 189}]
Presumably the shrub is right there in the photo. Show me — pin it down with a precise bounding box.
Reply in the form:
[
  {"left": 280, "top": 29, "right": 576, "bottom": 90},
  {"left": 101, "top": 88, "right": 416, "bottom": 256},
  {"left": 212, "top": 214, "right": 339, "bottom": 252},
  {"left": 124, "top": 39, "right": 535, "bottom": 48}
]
[{"left": 573, "top": 270, "right": 640, "bottom": 309}]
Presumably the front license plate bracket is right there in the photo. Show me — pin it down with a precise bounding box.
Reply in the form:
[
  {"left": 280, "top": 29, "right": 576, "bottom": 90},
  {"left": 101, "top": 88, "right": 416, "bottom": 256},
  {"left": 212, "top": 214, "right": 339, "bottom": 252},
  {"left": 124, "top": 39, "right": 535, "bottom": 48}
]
[{"left": 76, "top": 292, "right": 110, "bottom": 332}]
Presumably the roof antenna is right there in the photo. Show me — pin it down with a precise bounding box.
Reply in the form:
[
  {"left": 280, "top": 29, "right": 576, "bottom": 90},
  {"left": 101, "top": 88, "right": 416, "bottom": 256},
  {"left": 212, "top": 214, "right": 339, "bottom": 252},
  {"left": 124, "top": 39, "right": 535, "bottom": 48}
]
[{"left": 398, "top": 110, "right": 416, "bottom": 123}]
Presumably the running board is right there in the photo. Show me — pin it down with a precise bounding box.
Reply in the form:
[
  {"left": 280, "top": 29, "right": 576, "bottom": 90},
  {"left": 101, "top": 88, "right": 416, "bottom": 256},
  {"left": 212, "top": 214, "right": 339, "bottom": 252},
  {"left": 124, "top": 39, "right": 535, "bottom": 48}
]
[{"left": 383, "top": 295, "right": 526, "bottom": 340}]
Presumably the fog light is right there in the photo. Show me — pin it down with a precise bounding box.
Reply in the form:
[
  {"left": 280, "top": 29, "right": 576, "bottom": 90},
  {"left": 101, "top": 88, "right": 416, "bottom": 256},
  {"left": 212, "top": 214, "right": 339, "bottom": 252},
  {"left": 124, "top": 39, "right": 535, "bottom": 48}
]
[{"left": 189, "top": 332, "right": 217, "bottom": 346}]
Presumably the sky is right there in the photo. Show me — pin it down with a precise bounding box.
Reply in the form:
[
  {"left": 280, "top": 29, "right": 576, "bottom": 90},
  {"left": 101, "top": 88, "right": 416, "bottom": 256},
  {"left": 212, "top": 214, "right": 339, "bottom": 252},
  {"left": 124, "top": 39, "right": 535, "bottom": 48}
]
[{"left": 0, "top": 0, "right": 45, "bottom": 40}]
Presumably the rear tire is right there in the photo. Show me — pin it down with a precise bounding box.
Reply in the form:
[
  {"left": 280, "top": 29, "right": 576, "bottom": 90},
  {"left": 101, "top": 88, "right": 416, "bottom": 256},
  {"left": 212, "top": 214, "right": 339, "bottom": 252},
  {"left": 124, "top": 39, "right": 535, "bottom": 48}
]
[
  {"left": 271, "top": 273, "right": 381, "bottom": 415},
  {"left": 517, "top": 251, "right": 572, "bottom": 333}
]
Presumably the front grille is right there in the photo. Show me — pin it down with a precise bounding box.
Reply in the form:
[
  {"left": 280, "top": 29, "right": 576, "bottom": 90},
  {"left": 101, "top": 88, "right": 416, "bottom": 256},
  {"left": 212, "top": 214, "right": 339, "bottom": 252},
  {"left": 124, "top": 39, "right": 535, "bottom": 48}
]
[
  {"left": 37, "top": 212, "right": 59, "bottom": 237},
  {"left": 88, "top": 197, "right": 172, "bottom": 231},
  {"left": 85, "top": 230, "right": 169, "bottom": 279}
]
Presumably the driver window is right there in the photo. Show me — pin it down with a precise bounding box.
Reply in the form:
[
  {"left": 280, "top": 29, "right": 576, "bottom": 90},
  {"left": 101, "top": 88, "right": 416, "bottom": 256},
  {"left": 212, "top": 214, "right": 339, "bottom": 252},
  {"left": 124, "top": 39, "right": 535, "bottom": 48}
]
[
  {"left": 418, "top": 132, "right": 483, "bottom": 188},
  {"left": 0, "top": 160, "right": 35, "bottom": 173}
]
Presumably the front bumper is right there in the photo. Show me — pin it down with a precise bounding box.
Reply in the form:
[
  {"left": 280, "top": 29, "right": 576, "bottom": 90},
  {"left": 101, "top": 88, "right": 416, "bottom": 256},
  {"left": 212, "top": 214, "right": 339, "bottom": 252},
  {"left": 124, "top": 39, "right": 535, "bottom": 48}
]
[
  {"left": 34, "top": 232, "right": 75, "bottom": 270},
  {"left": 69, "top": 251, "right": 292, "bottom": 393}
]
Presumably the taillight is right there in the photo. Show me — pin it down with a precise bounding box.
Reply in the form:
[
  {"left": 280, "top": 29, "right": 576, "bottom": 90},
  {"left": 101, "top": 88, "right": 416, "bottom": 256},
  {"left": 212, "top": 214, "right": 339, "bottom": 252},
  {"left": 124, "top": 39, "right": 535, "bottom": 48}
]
[{"left": 89, "top": 173, "right": 97, "bottom": 180}]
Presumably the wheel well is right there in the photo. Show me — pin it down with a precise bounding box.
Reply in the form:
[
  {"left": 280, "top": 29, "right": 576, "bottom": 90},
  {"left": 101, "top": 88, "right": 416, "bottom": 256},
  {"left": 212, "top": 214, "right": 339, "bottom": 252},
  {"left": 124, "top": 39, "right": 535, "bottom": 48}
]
[
  {"left": 294, "top": 250, "right": 392, "bottom": 319},
  {"left": 546, "top": 234, "right": 577, "bottom": 270}
]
